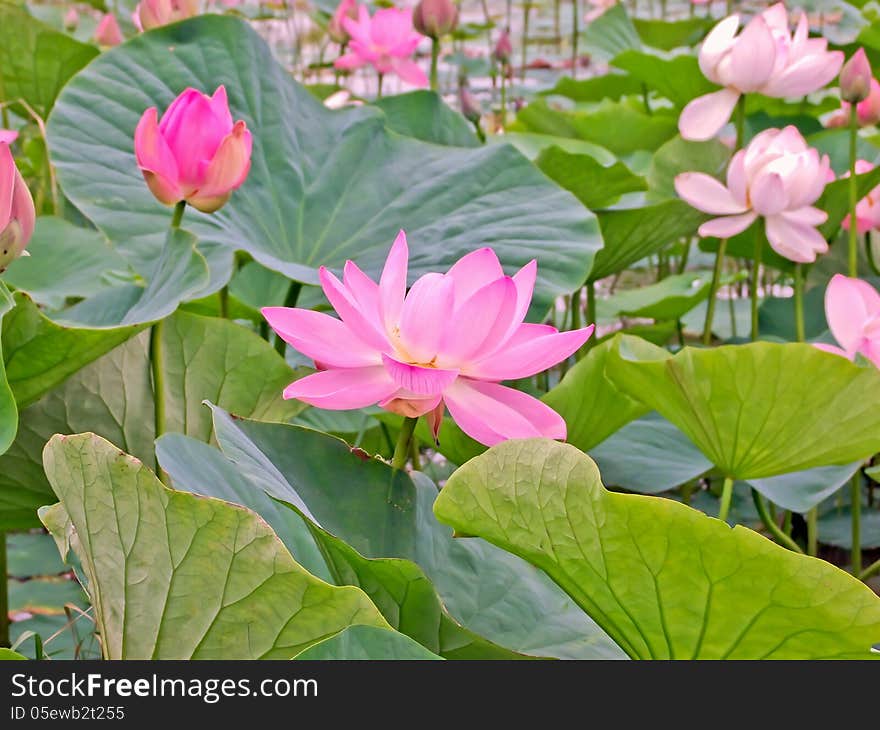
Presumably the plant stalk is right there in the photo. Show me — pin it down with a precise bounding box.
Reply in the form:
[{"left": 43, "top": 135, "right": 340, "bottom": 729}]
[
  {"left": 702, "top": 238, "right": 728, "bottom": 345},
  {"left": 848, "top": 103, "right": 859, "bottom": 278},
  {"left": 0, "top": 533, "right": 8, "bottom": 648},
  {"left": 430, "top": 38, "right": 440, "bottom": 92},
  {"left": 274, "top": 281, "right": 303, "bottom": 356},
  {"left": 752, "top": 490, "right": 805, "bottom": 553},
  {"left": 750, "top": 233, "right": 762, "bottom": 341},
  {"left": 718, "top": 476, "right": 734, "bottom": 522},
  {"left": 794, "top": 264, "right": 805, "bottom": 343},
  {"left": 571, "top": 0, "right": 579, "bottom": 79}
]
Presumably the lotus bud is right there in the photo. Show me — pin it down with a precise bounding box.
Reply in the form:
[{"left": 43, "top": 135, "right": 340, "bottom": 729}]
[
  {"left": 94, "top": 13, "right": 123, "bottom": 47},
  {"left": 458, "top": 81, "right": 481, "bottom": 123},
  {"left": 413, "top": 0, "right": 458, "bottom": 40},
  {"left": 0, "top": 131, "right": 36, "bottom": 274},
  {"left": 328, "top": 0, "right": 359, "bottom": 44},
  {"left": 64, "top": 7, "right": 79, "bottom": 30},
  {"left": 840, "top": 48, "right": 872, "bottom": 103},
  {"left": 494, "top": 29, "right": 512, "bottom": 64}
]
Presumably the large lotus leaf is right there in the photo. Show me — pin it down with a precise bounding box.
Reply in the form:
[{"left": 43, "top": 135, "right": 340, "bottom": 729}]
[
  {"left": 583, "top": 4, "right": 641, "bottom": 61},
  {"left": 536, "top": 146, "right": 647, "bottom": 210},
  {"left": 0, "top": 3, "right": 98, "bottom": 117},
  {"left": 208, "top": 406, "right": 626, "bottom": 659},
  {"left": 47, "top": 15, "right": 600, "bottom": 312},
  {"left": 40, "top": 433, "right": 387, "bottom": 659},
  {"left": 156, "top": 431, "right": 520, "bottom": 659},
  {"left": 434, "top": 439, "right": 880, "bottom": 659},
  {"left": 513, "top": 98, "right": 678, "bottom": 157},
  {"left": 543, "top": 336, "right": 650, "bottom": 452},
  {"left": 646, "top": 135, "right": 730, "bottom": 201},
  {"left": 589, "top": 412, "right": 711, "bottom": 494},
  {"left": 373, "top": 91, "right": 478, "bottom": 147},
  {"left": 597, "top": 271, "right": 712, "bottom": 321},
  {"left": 747, "top": 462, "right": 862, "bottom": 515},
  {"left": 543, "top": 73, "right": 644, "bottom": 103},
  {"left": 293, "top": 626, "right": 442, "bottom": 660},
  {"left": 606, "top": 335, "right": 880, "bottom": 479},
  {"left": 611, "top": 49, "right": 715, "bottom": 108},
  {"left": 1, "top": 217, "right": 133, "bottom": 309},
  {"left": 0, "top": 310, "right": 302, "bottom": 529},
  {"left": 2, "top": 291, "right": 143, "bottom": 409},
  {"left": 590, "top": 201, "right": 708, "bottom": 282},
  {"left": 0, "top": 282, "right": 16, "bottom": 456},
  {"left": 633, "top": 17, "right": 713, "bottom": 50}
]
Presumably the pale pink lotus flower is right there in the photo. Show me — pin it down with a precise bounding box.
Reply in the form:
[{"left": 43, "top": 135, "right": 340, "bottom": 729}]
[
  {"left": 0, "top": 130, "right": 36, "bottom": 274},
  {"left": 840, "top": 48, "right": 873, "bottom": 103},
  {"left": 674, "top": 126, "right": 831, "bottom": 263},
  {"left": 134, "top": 86, "right": 252, "bottom": 213},
  {"left": 328, "top": 0, "right": 359, "bottom": 44},
  {"left": 816, "top": 274, "right": 880, "bottom": 367},
  {"left": 133, "top": 0, "right": 200, "bottom": 31},
  {"left": 263, "top": 233, "right": 594, "bottom": 447},
  {"left": 841, "top": 160, "right": 880, "bottom": 233},
  {"left": 680, "top": 3, "right": 844, "bottom": 141},
  {"left": 64, "top": 7, "right": 79, "bottom": 29},
  {"left": 334, "top": 7, "right": 428, "bottom": 87},
  {"left": 584, "top": 0, "right": 617, "bottom": 23},
  {"left": 94, "top": 13, "right": 123, "bottom": 46},
  {"left": 827, "top": 78, "right": 880, "bottom": 128}
]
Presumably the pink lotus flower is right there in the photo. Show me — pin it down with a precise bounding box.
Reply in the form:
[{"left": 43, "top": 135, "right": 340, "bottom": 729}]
[
  {"left": 334, "top": 7, "right": 428, "bottom": 87},
  {"left": 817, "top": 274, "right": 880, "bottom": 367},
  {"left": 94, "top": 13, "right": 123, "bottom": 46},
  {"left": 680, "top": 3, "right": 844, "bottom": 141},
  {"left": 263, "top": 233, "right": 594, "bottom": 447},
  {"left": 584, "top": 0, "right": 617, "bottom": 23},
  {"left": 827, "top": 78, "right": 880, "bottom": 128},
  {"left": 675, "top": 126, "right": 831, "bottom": 263},
  {"left": 328, "top": 0, "right": 359, "bottom": 44},
  {"left": 134, "top": 0, "right": 200, "bottom": 31},
  {"left": 64, "top": 7, "right": 79, "bottom": 29},
  {"left": 840, "top": 48, "right": 873, "bottom": 103},
  {"left": 413, "top": 0, "right": 458, "bottom": 40},
  {"left": 134, "top": 86, "right": 252, "bottom": 213},
  {"left": 841, "top": 160, "right": 880, "bottom": 234},
  {"left": 0, "top": 130, "right": 36, "bottom": 274}
]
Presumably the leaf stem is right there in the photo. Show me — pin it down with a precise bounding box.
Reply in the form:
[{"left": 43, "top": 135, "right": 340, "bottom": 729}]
[
  {"left": 807, "top": 506, "right": 818, "bottom": 556},
  {"left": 718, "top": 476, "right": 734, "bottom": 523},
  {"left": 571, "top": 0, "right": 579, "bottom": 79},
  {"left": 860, "top": 555, "right": 880, "bottom": 581},
  {"left": 392, "top": 417, "right": 419, "bottom": 471},
  {"left": 752, "top": 490, "right": 804, "bottom": 553},
  {"left": 794, "top": 263, "right": 805, "bottom": 343},
  {"left": 170, "top": 200, "right": 186, "bottom": 229},
  {"left": 273, "top": 281, "right": 302, "bottom": 356},
  {"left": 702, "top": 238, "right": 727, "bottom": 345},
  {"left": 852, "top": 472, "right": 862, "bottom": 575},
  {"left": 750, "top": 232, "right": 762, "bottom": 341}
]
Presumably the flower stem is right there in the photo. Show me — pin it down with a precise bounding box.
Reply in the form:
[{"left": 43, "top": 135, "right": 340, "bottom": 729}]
[
  {"left": 150, "top": 200, "right": 186, "bottom": 486},
  {"left": 860, "top": 555, "right": 880, "bottom": 581},
  {"left": 521, "top": 1, "right": 532, "bottom": 83},
  {"left": 571, "top": 0, "right": 579, "bottom": 79},
  {"left": 430, "top": 39, "right": 440, "bottom": 92},
  {"left": 392, "top": 417, "right": 419, "bottom": 471},
  {"left": 499, "top": 68, "right": 507, "bottom": 129},
  {"left": 702, "top": 237, "right": 728, "bottom": 345},
  {"left": 734, "top": 94, "right": 746, "bottom": 150},
  {"left": 0, "top": 532, "right": 8, "bottom": 648},
  {"left": 750, "top": 233, "right": 762, "bottom": 341},
  {"left": 219, "top": 285, "right": 229, "bottom": 319},
  {"left": 377, "top": 72, "right": 384, "bottom": 99},
  {"left": 807, "top": 506, "right": 818, "bottom": 556},
  {"left": 752, "top": 490, "right": 805, "bottom": 553},
  {"left": 718, "top": 476, "right": 734, "bottom": 522},
  {"left": 848, "top": 103, "right": 859, "bottom": 278}
]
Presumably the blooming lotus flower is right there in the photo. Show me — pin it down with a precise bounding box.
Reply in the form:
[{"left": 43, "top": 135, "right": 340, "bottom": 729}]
[
  {"left": 328, "top": 0, "right": 359, "bottom": 44},
  {"left": 94, "top": 13, "right": 123, "bottom": 46},
  {"left": 134, "top": 0, "right": 200, "bottom": 31},
  {"left": 841, "top": 160, "right": 880, "bottom": 233},
  {"left": 680, "top": 3, "right": 844, "bottom": 141},
  {"left": 675, "top": 126, "right": 831, "bottom": 263},
  {"left": 817, "top": 274, "right": 880, "bottom": 367},
  {"left": 334, "top": 7, "right": 427, "bottom": 87},
  {"left": 827, "top": 78, "right": 880, "bottom": 128},
  {"left": 263, "top": 233, "right": 594, "bottom": 447},
  {"left": 0, "top": 130, "right": 36, "bottom": 274},
  {"left": 134, "top": 86, "right": 252, "bottom": 213}
]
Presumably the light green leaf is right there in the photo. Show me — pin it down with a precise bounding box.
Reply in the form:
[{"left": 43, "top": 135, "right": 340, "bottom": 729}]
[
  {"left": 434, "top": 439, "right": 880, "bottom": 659},
  {"left": 633, "top": 16, "right": 713, "bottom": 50},
  {"left": 40, "top": 432, "right": 388, "bottom": 659},
  {"left": 536, "top": 146, "right": 647, "bottom": 210},
  {"left": 373, "top": 90, "right": 478, "bottom": 147},
  {"left": 543, "top": 337, "right": 650, "bottom": 452},
  {"left": 598, "top": 271, "right": 712, "bottom": 321},
  {"left": 293, "top": 625, "right": 443, "bottom": 660},
  {"left": 0, "top": 648, "right": 27, "bottom": 660},
  {"left": 497, "top": 132, "right": 615, "bottom": 163},
  {"left": 747, "top": 462, "right": 862, "bottom": 514},
  {"left": 209, "top": 406, "right": 626, "bottom": 659},
  {"left": 611, "top": 49, "right": 715, "bottom": 108},
  {"left": 606, "top": 335, "right": 880, "bottom": 479},
  {"left": 542, "top": 73, "right": 644, "bottom": 103},
  {"left": 48, "top": 15, "right": 600, "bottom": 313},
  {"left": 0, "top": 4, "right": 98, "bottom": 117},
  {"left": 583, "top": 4, "right": 641, "bottom": 61},
  {"left": 646, "top": 135, "right": 730, "bottom": 201}
]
